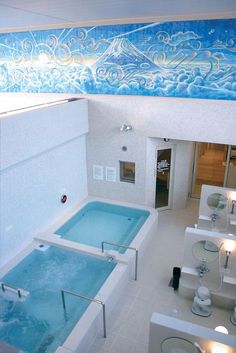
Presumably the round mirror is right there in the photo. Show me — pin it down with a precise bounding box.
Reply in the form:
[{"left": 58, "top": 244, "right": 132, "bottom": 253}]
[
  {"left": 192, "top": 240, "right": 219, "bottom": 263},
  {"left": 207, "top": 193, "right": 227, "bottom": 211},
  {"left": 161, "top": 337, "right": 202, "bottom": 353}
]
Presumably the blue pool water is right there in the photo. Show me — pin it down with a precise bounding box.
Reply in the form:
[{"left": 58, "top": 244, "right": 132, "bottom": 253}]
[
  {"left": 55, "top": 202, "right": 149, "bottom": 252},
  {"left": 0, "top": 246, "right": 116, "bottom": 353}
]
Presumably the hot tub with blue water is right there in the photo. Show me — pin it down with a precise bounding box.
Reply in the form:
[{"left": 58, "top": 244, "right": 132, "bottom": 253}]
[
  {"left": 0, "top": 245, "right": 116, "bottom": 353},
  {"left": 54, "top": 201, "right": 150, "bottom": 252}
]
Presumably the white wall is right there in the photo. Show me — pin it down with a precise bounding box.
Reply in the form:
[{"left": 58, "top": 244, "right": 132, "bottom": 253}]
[
  {"left": 2, "top": 93, "right": 235, "bottom": 210},
  {"left": 180, "top": 227, "right": 236, "bottom": 307},
  {"left": 149, "top": 312, "right": 236, "bottom": 353},
  {"left": 172, "top": 141, "right": 194, "bottom": 209},
  {"left": 86, "top": 95, "right": 236, "bottom": 207},
  {"left": 0, "top": 99, "right": 88, "bottom": 267},
  {"left": 86, "top": 105, "right": 147, "bottom": 204}
]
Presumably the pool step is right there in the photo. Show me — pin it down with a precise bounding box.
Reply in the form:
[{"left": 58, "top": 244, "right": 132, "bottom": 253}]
[
  {"left": 0, "top": 340, "right": 27, "bottom": 353},
  {"left": 35, "top": 334, "right": 55, "bottom": 353}
]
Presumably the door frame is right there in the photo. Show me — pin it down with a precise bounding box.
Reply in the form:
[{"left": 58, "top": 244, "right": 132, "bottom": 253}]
[
  {"left": 190, "top": 142, "right": 200, "bottom": 198},
  {"left": 145, "top": 139, "right": 175, "bottom": 209},
  {"left": 190, "top": 142, "right": 232, "bottom": 198},
  {"left": 154, "top": 145, "right": 175, "bottom": 210}
]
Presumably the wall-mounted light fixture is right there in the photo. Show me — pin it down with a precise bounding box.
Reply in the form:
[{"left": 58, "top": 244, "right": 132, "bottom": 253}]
[
  {"left": 224, "top": 240, "right": 235, "bottom": 269},
  {"left": 231, "top": 306, "right": 236, "bottom": 326},
  {"left": 212, "top": 327, "right": 229, "bottom": 353},
  {"left": 230, "top": 191, "right": 236, "bottom": 214},
  {"left": 230, "top": 200, "right": 236, "bottom": 214},
  {"left": 214, "top": 326, "right": 229, "bottom": 334},
  {"left": 212, "top": 345, "right": 227, "bottom": 353},
  {"left": 120, "top": 124, "right": 133, "bottom": 132}
]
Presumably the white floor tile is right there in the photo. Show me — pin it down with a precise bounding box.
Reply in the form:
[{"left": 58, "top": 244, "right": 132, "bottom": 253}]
[{"left": 86, "top": 199, "right": 236, "bottom": 353}]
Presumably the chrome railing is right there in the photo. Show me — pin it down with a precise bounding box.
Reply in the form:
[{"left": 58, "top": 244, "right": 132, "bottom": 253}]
[
  {"left": 61, "top": 289, "right": 107, "bottom": 338},
  {"left": 101, "top": 240, "right": 138, "bottom": 280},
  {"left": 1, "top": 282, "right": 22, "bottom": 298}
]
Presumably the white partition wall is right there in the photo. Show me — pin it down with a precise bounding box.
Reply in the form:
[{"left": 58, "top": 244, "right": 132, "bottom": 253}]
[
  {"left": 0, "top": 98, "right": 88, "bottom": 267},
  {"left": 149, "top": 313, "right": 236, "bottom": 353},
  {"left": 180, "top": 227, "right": 236, "bottom": 308},
  {"left": 198, "top": 185, "right": 236, "bottom": 233}
]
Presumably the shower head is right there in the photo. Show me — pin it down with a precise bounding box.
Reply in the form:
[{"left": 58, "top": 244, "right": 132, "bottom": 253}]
[{"left": 120, "top": 124, "right": 133, "bottom": 132}]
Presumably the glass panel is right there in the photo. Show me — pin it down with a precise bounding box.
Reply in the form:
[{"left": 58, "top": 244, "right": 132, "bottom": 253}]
[
  {"left": 119, "top": 161, "right": 135, "bottom": 183},
  {"left": 191, "top": 142, "right": 227, "bottom": 198},
  {"left": 226, "top": 145, "right": 236, "bottom": 188},
  {"left": 155, "top": 148, "right": 171, "bottom": 208}
]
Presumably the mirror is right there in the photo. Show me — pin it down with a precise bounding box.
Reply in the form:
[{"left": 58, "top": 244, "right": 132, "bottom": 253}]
[
  {"left": 207, "top": 193, "right": 227, "bottom": 211},
  {"left": 192, "top": 240, "right": 219, "bottom": 263},
  {"left": 161, "top": 337, "right": 202, "bottom": 353}
]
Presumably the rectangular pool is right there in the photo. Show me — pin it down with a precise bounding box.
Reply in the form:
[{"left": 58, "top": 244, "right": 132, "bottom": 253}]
[
  {"left": 54, "top": 201, "right": 150, "bottom": 252},
  {"left": 0, "top": 244, "right": 116, "bottom": 353}
]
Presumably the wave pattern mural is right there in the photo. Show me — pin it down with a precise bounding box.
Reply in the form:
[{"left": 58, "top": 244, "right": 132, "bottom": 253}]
[{"left": 0, "top": 19, "right": 236, "bottom": 99}]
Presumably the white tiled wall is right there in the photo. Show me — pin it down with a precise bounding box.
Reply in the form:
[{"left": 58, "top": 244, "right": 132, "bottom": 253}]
[
  {"left": 86, "top": 95, "right": 236, "bottom": 207},
  {"left": 0, "top": 99, "right": 88, "bottom": 267}
]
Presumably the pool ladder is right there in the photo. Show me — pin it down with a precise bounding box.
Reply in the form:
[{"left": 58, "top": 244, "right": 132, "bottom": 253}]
[
  {"left": 101, "top": 241, "right": 138, "bottom": 281},
  {"left": 61, "top": 289, "right": 107, "bottom": 338},
  {"left": 1, "top": 282, "right": 22, "bottom": 298}
]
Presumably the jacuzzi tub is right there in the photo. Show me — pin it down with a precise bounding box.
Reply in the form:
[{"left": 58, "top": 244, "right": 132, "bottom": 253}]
[
  {"left": 54, "top": 201, "right": 150, "bottom": 252},
  {"left": 0, "top": 242, "right": 128, "bottom": 353},
  {"left": 37, "top": 197, "right": 158, "bottom": 261}
]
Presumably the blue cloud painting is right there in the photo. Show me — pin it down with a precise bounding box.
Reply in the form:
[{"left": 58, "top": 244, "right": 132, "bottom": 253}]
[{"left": 0, "top": 19, "right": 235, "bottom": 99}]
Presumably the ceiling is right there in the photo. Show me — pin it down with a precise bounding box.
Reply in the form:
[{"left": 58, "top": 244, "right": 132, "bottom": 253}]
[{"left": 0, "top": 0, "right": 236, "bottom": 32}]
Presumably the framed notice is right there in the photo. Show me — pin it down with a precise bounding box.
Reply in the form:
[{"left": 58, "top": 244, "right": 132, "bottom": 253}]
[
  {"left": 93, "top": 165, "right": 103, "bottom": 180},
  {"left": 105, "top": 167, "right": 116, "bottom": 182}
]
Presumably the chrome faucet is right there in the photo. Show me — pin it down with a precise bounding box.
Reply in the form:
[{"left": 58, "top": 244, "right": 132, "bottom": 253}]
[
  {"left": 106, "top": 255, "right": 114, "bottom": 262},
  {"left": 193, "top": 342, "right": 205, "bottom": 353},
  {"left": 196, "top": 259, "right": 209, "bottom": 278},
  {"left": 210, "top": 213, "right": 218, "bottom": 222}
]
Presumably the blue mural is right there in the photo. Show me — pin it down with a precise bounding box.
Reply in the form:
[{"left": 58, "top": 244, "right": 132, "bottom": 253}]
[{"left": 0, "top": 19, "right": 236, "bottom": 99}]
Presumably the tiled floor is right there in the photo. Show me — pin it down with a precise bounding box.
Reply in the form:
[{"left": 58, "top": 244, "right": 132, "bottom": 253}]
[{"left": 87, "top": 199, "right": 236, "bottom": 353}]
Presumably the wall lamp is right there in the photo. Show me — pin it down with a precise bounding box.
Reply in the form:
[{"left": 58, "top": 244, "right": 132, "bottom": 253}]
[
  {"left": 211, "top": 326, "right": 229, "bottom": 353},
  {"left": 230, "top": 200, "right": 236, "bottom": 214},
  {"left": 212, "top": 345, "right": 227, "bottom": 353},
  {"left": 120, "top": 124, "right": 133, "bottom": 132},
  {"left": 224, "top": 240, "right": 235, "bottom": 269},
  {"left": 214, "top": 326, "right": 228, "bottom": 334}
]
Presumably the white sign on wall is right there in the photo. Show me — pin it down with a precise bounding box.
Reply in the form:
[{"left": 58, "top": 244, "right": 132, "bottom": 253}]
[
  {"left": 93, "top": 165, "right": 103, "bottom": 180},
  {"left": 106, "top": 167, "right": 116, "bottom": 182}
]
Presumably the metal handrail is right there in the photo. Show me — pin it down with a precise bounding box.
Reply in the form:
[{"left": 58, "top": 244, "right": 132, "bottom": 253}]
[
  {"left": 101, "top": 241, "right": 138, "bottom": 280},
  {"left": 61, "top": 289, "right": 106, "bottom": 338},
  {"left": 1, "top": 282, "right": 22, "bottom": 298}
]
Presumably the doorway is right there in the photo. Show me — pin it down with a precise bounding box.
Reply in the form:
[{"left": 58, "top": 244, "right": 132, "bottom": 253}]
[
  {"left": 155, "top": 147, "right": 173, "bottom": 209},
  {"left": 225, "top": 145, "right": 236, "bottom": 188},
  {"left": 191, "top": 142, "right": 236, "bottom": 198}
]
